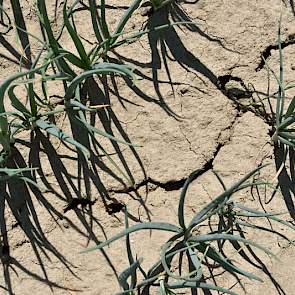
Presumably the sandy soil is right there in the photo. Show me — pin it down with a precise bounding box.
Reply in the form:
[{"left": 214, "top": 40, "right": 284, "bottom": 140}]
[{"left": 1, "top": 0, "right": 295, "bottom": 294}]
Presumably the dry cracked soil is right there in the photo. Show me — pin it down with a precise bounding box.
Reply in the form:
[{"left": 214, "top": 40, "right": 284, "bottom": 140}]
[{"left": 1, "top": 0, "right": 295, "bottom": 294}]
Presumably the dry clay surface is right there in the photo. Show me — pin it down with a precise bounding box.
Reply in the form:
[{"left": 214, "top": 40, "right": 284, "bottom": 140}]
[{"left": 1, "top": 0, "right": 295, "bottom": 294}]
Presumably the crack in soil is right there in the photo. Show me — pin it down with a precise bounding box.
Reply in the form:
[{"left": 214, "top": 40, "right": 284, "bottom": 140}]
[
  {"left": 179, "top": 126, "right": 200, "bottom": 158},
  {"left": 255, "top": 33, "right": 295, "bottom": 71},
  {"left": 110, "top": 89, "right": 244, "bottom": 196},
  {"left": 8, "top": 95, "right": 241, "bottom": 245},
  {"left": 217, "top": 74, "right": 274, "bottom": 126},
  {"left": 109, "top": 141, "right": 225, "bottom": 195}
]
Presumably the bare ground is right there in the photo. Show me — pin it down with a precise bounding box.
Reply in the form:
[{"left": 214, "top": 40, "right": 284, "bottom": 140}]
[{"left": 1, "top": 0, "right": 295, "bottom": 294}]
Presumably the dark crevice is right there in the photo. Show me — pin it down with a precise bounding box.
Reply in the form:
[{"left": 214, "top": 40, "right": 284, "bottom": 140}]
[
  {"left": 217, "top": 74, "right": 274, "bottom": 126},
  {"left": 109, "top": 177, "right": 182, "bottom": 194},
  {"left": 217, "top": 75, "right": 247, "bottom": 91},
  {"left": 255, "top": 34, "right": 295, "bottom": 71},
  {"left": 14, "top": 239, "right": 30, "bottom": 249},
  {"left": 109, "top": 142, "right": 225, "bottom": 194},
  {"left": 217, "top": 74, "right": 253, "bottom": 108}
]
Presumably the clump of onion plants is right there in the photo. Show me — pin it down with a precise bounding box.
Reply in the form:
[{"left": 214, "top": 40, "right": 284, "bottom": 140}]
[
  {"left": 0, "top": 0, "right": 146, "bottom": 184},
  {"left": 83, "top": 165, "right": 295, "bottom": 294},
  {"left": 0, "top": 0, "right": 192, "bottom": 183}
]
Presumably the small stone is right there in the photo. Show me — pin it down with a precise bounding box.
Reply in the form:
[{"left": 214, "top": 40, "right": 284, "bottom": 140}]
[{"left": 291, "top": 65, "right": 295, "bottom": 71}]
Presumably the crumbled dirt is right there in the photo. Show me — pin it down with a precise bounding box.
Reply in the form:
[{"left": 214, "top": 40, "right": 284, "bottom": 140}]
[{"left": 1, "top": 0, "right": 295, "bottom": 294}]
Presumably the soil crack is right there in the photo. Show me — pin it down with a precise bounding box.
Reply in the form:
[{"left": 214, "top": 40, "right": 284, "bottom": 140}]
[
  {"left": 217, "top": 74, "right": 274, "bottom": 126},
  {"left": 109, "top": 142, "right": 225, "bottom": 194},
  {"left": 255, "top": 33, "right": 295, "bottom": 71},
  {"left": 179, "top": 127, "right": 199, "bottom": 158}
]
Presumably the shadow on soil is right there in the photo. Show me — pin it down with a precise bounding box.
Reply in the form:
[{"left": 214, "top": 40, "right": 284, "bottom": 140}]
[
  {"left": 0, "top": 2, "right": 149, "bottom": 293},
  {"left": 138, "top": 211, "right": 287, "bottom": 295},
  {"left": 113, "top": 0, "right": 243, "bottom": 119},
  {"left": 0, "top": 0, "right": 290, "bottom": 294},
  {"left": 0, "top": 74, "right": 149, "bottom": 293},
  {"left": 274, "top": 143, "right": 295, "bottom": 220}
]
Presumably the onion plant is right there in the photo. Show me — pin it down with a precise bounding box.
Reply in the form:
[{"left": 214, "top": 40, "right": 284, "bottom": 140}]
[
  {"left": 1, "top": 2, "right": 294, "bottom": 294},
  {"left": 0, "top": 0, "right": 192, "bottom": 176},
  {"left": 0, "top": 0, "right": 148, "bottom": 183},
  {"left": 265, "top": 16, "right": 295, "bottom": 148},
  {"left": 83, "top": 165, "right": 295, "bottom": 294}
]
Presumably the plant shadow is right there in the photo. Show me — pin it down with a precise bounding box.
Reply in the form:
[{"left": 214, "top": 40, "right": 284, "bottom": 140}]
[
  {"left": 0, "top": 1, "right": 157, "bottom": 291},
  {"left": 0, "top": 0, "right": 31, "bottom": 68},
  {"left": 0, "top": 1, "right": 290, "bottom": 294},
  {"left": 113, "top": 0, "right": 241, "bottom": 120},
  {"left": 0, "top": 70, "right": 153, "bottom": 292},
  {"left": 273, "top": 143, "right": 295, "bottom": 220}
]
